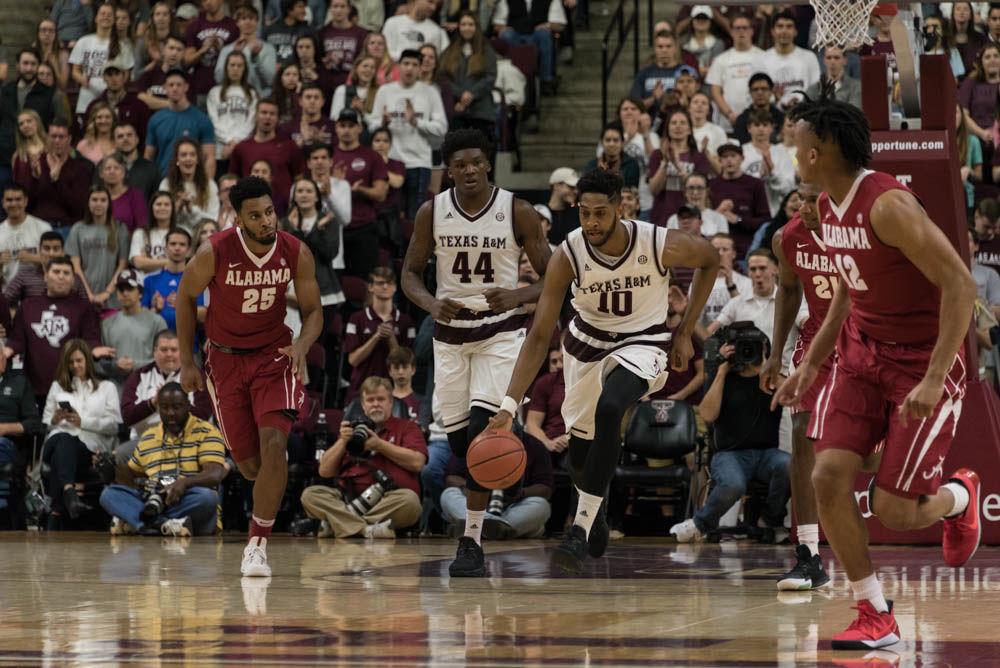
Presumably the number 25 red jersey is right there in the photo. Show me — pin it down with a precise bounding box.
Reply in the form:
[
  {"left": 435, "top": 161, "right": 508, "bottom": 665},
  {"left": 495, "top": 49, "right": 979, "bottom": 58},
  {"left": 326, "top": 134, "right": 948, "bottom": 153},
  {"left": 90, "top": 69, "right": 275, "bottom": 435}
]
[
  {"left": 816, "top": 170, "right": 939, "bottom": 345},
  {"left": 779, "top": 212, "right": 838, "bottom": 348},
  {"left": 205, "top": 227, "right": 301, "bottom": 350}
]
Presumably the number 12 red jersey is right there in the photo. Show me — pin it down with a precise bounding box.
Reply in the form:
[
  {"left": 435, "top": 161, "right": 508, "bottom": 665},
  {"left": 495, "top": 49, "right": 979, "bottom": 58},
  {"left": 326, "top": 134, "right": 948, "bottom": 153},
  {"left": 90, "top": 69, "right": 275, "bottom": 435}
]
[{"left": 205, "top": 227, "right": 301, "bottom": 350}]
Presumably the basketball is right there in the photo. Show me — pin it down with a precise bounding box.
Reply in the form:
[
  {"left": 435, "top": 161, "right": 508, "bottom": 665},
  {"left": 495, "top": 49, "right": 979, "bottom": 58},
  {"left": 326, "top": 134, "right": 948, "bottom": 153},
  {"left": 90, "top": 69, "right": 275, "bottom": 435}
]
[{"left": 467, "top": 429, "right": 527, "bottom": 489}]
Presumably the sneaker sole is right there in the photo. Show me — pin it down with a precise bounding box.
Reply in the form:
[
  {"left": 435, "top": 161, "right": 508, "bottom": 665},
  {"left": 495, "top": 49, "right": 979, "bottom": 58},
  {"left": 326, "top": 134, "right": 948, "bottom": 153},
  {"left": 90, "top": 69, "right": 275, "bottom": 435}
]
[
  {"left": 241, "top": 566, "right": 272, "bottom": 577},
  {"left": 945, "top": 476, "right": 982, "bottom": 567},
  {"left": 448, "top": 565, "right": 486, "bottom": 578},
  {"left": 552, "top": 547, "right": 584, "bottom": 574},
  {"left": 831, "top": 632, "right": 900, "bottom": 650},
  {"left": 776, "top": 577, "right": 811, "bottom": 591}
]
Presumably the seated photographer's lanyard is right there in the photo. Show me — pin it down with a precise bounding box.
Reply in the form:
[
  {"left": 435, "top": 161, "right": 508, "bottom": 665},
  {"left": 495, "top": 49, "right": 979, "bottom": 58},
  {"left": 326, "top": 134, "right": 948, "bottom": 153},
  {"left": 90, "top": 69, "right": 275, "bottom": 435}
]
[{"left": 159, "top": 433, "right": 185, "bottom": 479}]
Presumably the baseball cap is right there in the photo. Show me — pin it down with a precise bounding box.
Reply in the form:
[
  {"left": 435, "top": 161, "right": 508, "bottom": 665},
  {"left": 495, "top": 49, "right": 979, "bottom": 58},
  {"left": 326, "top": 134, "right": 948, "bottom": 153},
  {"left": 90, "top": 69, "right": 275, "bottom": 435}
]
[
  {"left": 690, "top": 5, "right": 712, "bottom": 19},
  {"left": 337, "top": 109, "right": 360, "bottom": 124},
  {"left": 102, "top": 63, "right": 124, "bottom": 75},
  {"left": 717, "top": 140, "right": 743, "bottom": 157},
  {"left": 549, "top": 167, "right": 579, "bottom": 187},
  {"left": 677, "top": 205, "right": 701, "bottom": 219},
  {"left": 176, "top": 3, "right": 199, "bottom": 20},
  {"left": 116, "top": 269, "right": 142, "bottom": 291}
]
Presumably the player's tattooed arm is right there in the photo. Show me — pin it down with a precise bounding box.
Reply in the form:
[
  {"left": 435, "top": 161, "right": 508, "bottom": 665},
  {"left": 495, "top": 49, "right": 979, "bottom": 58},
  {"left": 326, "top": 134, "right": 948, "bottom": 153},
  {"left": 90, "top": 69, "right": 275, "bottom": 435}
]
[
  {"left": 662, "top": 229, "right": 720, "bottom": 371},
  {"left": 761, "top": 229, "right": 803, "bottom": 393},
  {"left": 177, "top": 240, "right": 216, "bottom": 392},
  {"left": 489, "top": 250, "right": 574, "bottom": 431},
  {"left": 484, "top": 199, "right": 552, "bottom": 312},
  {"left": 401, "top": 200, "right": 462, "bottom": 323}
]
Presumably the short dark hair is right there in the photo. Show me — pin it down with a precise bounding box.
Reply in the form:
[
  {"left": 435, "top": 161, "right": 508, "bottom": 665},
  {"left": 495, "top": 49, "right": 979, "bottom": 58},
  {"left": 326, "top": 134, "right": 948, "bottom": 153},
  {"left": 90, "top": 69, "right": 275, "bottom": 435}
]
[
  {"left": 281, "top": 0, "right": 305, "bottom": 17},
  {"left": 789, "top": 89, "right": 872, "bottom": 170},
  {"left": 576, "top": 169, "right": 623, "bottom": 202},
  {"left": 48, "top": 118, "right": 71, "bottom": 132},
  {"left": 441, "top": 127, "right": 492, "bottom": 165},
  {"left": 46, "top": 254, "right": 73, "bottom": 271},
  {"left": 747, "top": 248, "right": 777, "bottom": 264},
  {"left": 153, "top": 329, "right": 178, "bottom": 352},
  {"left": 749, "top": 72, "right": 774, "bottom": 89},
  {"left": 165, "top": 32, "right": 186, "bottom": 46},
  {"left": 157, "top": 381, "right": 188, "bottom": 401},
  {"left": 164, "top": 68, "right": 188, "bottom": 82},
  {"left": 304, "top": 143, "right": 332, "bottom": 160},
  {"left": 773, "top": 10, "right": 796, "bottom": 25},
  {"left": 387, "top": 346, "right": 415, "bottom": 368},
  {"left": 229, "top": 176, "right": 273, "bottom": 214},
  {"left": 167, "top": 228, "right": 192, "bottom": 246},
  {"left": 654, "top": 29, "right": 675, "bottom": 41},
  {"left": 748, "top": 108, "right": 774, "bottom": 127},
  {"left": 3, "top": 184, "right": 27, "bottom": 198},
  {"left": 399, "top": 48, "right": 422, "bottom": 63},
  {"left": 257, "top": 97, "right": 279, "bottom": 111},
  {"left": 234, "top": 4, "right": 258, "bottom": 19},
  {"left": 40, "top": 230, "right": 63, "bottom": 246},
  {"left": 300, "top": 82, "right": 324, "bottom": 97},
  {"left": 601, "top": 122, "right": 624, "bottom": 140},
  {"left": 17, "top": 48, "right": 40, "bottom": 63}
]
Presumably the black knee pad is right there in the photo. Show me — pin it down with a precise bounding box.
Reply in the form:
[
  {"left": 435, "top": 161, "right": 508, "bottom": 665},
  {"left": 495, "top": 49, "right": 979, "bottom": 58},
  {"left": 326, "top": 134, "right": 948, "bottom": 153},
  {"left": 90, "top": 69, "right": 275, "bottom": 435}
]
[
  {"left": 446, "top": 429, "right": 471, "bottom": 459},
  {"left": 468, "top": 406, "right": 493, "bottom": 440}
]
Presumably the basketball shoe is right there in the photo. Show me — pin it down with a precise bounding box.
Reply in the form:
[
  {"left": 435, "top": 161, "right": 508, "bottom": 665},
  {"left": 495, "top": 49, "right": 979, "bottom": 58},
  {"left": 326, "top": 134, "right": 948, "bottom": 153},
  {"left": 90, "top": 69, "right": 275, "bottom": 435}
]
[
  {"left": 777, "top": 544, "right": 830, "bottom": 590},
  {"left": 552, "top": 525, "right": 588, "bottom": 574},
  {"left": 449, "top": 537, "right": 486, "bottom": 577},
  {"left": 588, "top": 499, "right": 609, "bottom": 558},
  {"left": 942, "top": 468, "right": 981, "bottom": 567},
  {"left": 831, "top": 600, "right": 900, "bottom": 650},
  {"left": 241, "top": 537, "right": 272, "bottom": 577},
  {"left": 669, "top": 518, "right": 704, "bottom": 543},
  {"left": 161, "top": 516, "right": 193, "bottom": 537}
]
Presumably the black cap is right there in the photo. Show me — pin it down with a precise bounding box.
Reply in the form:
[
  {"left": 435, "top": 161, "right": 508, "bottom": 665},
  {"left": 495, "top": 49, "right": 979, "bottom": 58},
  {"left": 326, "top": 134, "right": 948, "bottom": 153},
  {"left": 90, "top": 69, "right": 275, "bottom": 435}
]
[
  {"left": 677, "top": 205, "right": 701, "bottom": 219},
  {"left": 717, "top": 140, "right": 743, "bottom": 156},
  {"left": 164, "top": 68, "right": 188, "bottom": 81},
  {"left": 337, "top": 109, "right": 360, "bottom": 124}
]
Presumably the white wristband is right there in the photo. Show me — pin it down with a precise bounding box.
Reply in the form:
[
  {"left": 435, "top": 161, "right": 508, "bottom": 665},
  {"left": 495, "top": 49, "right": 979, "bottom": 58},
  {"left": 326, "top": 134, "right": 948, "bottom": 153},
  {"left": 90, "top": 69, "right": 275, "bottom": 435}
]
[{"left": 499, "top": 396, "right": 519, "bottom": 416}]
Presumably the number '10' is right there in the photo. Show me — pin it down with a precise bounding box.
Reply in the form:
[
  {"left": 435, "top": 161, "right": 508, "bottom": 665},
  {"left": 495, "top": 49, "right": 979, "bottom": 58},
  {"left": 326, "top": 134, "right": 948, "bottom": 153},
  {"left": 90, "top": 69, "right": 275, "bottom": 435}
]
[{"left": 597, "top": 290, "right": 633, "bottom": 316}]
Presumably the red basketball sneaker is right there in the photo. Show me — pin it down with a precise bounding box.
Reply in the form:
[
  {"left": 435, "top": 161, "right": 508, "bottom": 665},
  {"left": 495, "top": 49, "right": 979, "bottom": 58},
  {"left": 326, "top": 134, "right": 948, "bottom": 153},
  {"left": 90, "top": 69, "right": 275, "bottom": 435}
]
[
  {"left": 831, "top": 600, "right": 900, "bottom": 650},
  {"left": 942, "top": 468, "right": 981, "bottom": 567}
]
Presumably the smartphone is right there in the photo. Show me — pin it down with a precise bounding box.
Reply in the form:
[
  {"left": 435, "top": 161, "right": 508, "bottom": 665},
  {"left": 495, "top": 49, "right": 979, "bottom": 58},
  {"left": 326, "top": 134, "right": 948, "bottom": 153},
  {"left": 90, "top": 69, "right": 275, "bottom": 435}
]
[{"left": 58, "top": 401, "right": 72, "bottom": 411}]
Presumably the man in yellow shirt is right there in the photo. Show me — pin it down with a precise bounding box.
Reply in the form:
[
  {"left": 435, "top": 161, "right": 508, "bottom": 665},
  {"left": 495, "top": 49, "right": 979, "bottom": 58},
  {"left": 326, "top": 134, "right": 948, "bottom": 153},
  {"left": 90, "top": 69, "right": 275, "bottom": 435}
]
[{"left": 99, "top": 382, "right": 227, "bottom": 536}]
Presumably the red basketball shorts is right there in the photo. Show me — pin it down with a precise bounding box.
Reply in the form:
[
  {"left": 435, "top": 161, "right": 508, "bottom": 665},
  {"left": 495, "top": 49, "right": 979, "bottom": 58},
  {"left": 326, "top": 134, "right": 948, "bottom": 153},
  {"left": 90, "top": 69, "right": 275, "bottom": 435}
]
[
  {"left": 790, "top": 336, "right": 834, "bottom": 415},
  {"left": 204, "top": 342, "right": 305, "bottom": 463},
  {"left": 807, "top": 319, "right": 966, "bottom": 499}
]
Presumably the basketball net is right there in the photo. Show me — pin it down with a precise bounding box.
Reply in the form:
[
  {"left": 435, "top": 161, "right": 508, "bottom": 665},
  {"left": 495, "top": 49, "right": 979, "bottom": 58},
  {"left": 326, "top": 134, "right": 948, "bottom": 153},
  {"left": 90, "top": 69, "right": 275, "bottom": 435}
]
[{"left": 810, "top": 0, "right": 882, "bottom": 48}]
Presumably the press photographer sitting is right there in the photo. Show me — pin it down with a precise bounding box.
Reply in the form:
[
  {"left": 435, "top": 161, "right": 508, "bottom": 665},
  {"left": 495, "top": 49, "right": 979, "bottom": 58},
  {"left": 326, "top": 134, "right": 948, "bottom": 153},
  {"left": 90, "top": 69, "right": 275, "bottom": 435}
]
[
  {"left": 99, "top": 383, "right": 227, "bottom": 536},
  {"left": 294, "top": 377, "right": 427, "bottom": 539},
  {"left": 670, "top": 323, "right": 790, "bottom": 543}
]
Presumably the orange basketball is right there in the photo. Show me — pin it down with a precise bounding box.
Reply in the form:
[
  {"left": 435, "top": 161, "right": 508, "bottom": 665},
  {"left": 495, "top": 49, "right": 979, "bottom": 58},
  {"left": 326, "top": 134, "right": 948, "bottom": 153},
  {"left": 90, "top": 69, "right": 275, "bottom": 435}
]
[{"left": 467, "top": 429, "right": 526, "bottom": 490}]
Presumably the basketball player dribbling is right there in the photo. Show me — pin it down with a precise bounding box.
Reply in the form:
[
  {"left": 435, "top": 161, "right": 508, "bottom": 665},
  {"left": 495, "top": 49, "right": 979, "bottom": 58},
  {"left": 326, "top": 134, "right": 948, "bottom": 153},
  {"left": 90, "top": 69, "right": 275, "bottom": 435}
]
[
  {"left": 760, "top": 181, "right": 832, "bottom": 591},
  {"left": 489, "top": 169, "right": 719, "bottom": 573},
  {"left": 177, "top": 177, "right": 324, "bottom": 577},
  {"left": 774, "top": 95, "right": 981, "bottom": 649},
  {"left": 401, "top": 129, "right": 551, "bottom": 577}
]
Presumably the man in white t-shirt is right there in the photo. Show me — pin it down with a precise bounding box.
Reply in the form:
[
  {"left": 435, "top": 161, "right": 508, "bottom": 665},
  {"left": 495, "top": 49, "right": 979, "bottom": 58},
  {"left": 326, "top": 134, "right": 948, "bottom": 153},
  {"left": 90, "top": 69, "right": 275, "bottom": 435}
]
[
  {"left": 698, "top": 232, "right": 751, "bottom": 328},
  {"left": 740, "top": 109, "right": 796, "bottom": 217},
  {"left": 381, "top": 0, "right": 449, "bottom": 62},
  {"left": 762, "top": 11, "right": 820, "bottom": 110},
  {"left": 0, "top": 185, "right": 52, "bottom": 285},
  {"left": 705, "top": 12, "right": 766, "bottom": 132}
]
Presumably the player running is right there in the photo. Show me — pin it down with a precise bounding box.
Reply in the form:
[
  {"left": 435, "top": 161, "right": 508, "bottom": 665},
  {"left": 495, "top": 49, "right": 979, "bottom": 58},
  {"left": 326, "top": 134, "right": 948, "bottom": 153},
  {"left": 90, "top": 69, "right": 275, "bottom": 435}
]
[
  {"left": 489, "top": 169, "right": 719, "bottom": 573},
  {"left": 177, "top": 176, "right": 324, "bottom": 577},
  {"left": 760, "top": 181, "right": 833, "bottom": 591},
  {"left": 401, "top": 129, "right": 551, "bottom": 577},
  {"left": 775, "top": 95, "right": 981, "bottom": 649}
]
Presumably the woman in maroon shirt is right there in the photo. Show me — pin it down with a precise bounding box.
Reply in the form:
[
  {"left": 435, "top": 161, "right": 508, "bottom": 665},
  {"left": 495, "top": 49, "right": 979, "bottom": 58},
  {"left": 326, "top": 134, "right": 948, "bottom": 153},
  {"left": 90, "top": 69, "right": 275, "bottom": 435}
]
[
  {"left": 647, "top": 107, "right": 712, "bottom": 226},
  {"left": 959, "top": 44, "right": 1000, "bottom": 182}
]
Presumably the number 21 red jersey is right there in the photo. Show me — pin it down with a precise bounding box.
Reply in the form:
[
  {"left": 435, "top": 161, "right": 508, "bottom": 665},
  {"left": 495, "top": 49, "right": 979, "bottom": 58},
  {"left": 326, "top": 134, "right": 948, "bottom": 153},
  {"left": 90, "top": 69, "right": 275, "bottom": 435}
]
[
  {"left": 205, "top": 226, "right": 301, "bottom": 350},
  {"left": 780, "top": 212, "right": 838, "bottom": 349},
  {"left": 816, "top": 170, "right": 939, "bottom": 345}
]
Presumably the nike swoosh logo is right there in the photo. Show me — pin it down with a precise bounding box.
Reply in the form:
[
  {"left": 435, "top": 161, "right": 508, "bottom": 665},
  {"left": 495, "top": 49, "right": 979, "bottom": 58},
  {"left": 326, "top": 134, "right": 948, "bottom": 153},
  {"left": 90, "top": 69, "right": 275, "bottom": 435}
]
[
  {"left": 273, "top": 356, "right": 284, "bottom": 363},
  {"left": 229, "top": 262, "right": 241, "bottom": 268},
  {"left": 796, "top": 243, "right": 808, "bottom": 249}
]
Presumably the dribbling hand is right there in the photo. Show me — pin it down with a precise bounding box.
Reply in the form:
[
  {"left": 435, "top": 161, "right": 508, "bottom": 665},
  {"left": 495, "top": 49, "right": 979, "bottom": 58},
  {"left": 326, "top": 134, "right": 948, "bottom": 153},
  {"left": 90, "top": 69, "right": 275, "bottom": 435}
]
[
  {"left": 899, "top": 377, "right": 945, "bottom": 426},
  {"left": 180, "top": 362, "right": 204, "bottom": 393},
  {"left": 771, "top": 363, "right": 818, "bottom": 411},
  {"left": 487, "top": 411, "right": 513, "bottom": 432}
]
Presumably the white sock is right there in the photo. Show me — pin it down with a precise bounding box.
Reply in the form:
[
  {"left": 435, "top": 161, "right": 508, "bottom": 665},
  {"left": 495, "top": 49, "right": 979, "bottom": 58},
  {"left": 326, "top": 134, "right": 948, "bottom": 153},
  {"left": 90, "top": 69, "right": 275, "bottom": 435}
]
[
  {"left": 942, "top": 481, "right": 970, "bottom": 518},
  {"left": 797, "top": 524, "right": 820, "bottom": 557},
  {"left": 850, "top": 573, "right": 888, "bottom": 613},
  {"left": 574, "top": 487, "right": 604, "bottom": 538},
  {"left": 465, "top": 510, "right": 486, "bottom": 545}
]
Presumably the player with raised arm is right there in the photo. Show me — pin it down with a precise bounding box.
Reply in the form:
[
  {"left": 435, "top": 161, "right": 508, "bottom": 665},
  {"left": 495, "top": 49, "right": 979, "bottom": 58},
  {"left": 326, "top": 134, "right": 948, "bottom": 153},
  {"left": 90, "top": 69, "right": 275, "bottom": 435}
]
[
  {"left": 177, "top": 176, "right": 324, "bottom": 577},
  {"left": 774, "top": 96, "right": 981, "bottom": 649},
  {"left": 401, "top": 128, "right": 551, "bottom": 578},
  {"left": 760, "top": 181, "right": 834, "bottom": 591},
  {"left": 488, "top": 169, "right": 719, "bottom": 573}
]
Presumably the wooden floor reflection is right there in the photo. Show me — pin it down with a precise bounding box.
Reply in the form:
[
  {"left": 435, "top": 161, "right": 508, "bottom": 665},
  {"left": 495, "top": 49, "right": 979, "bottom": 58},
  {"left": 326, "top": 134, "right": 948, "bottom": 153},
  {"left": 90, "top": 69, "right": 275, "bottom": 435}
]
[{"left": 1, "top": 534, "right": 999, "bottom": 666}]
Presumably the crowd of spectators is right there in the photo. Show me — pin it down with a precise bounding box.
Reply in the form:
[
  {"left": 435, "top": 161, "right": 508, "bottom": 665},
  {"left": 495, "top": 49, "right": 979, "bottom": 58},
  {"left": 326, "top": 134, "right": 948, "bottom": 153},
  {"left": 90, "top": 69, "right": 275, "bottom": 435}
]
[{"left": 0, "top": 1, "right": 997, "bottom": 540}]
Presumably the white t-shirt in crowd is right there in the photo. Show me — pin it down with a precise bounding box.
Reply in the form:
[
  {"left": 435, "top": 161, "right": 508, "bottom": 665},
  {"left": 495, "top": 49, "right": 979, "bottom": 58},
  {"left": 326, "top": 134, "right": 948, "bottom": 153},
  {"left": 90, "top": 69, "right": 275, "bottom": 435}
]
[
  {"left": 763, "top": 47, "right": 821, "bottom": 108},
  {"left": 206, "top": 85, "right": 258, "bottom": 158},
  {"left": 666, "top": 209, "right": 730, "bottom": 237},
  {"left": 128, "top": 226, "right": 171, "bottom": 280},
  {"left": 698, "top": 271, "right": 752, "bottom": 328},
  {"left": 704, "top": 46, "right": 767, "bottom": 130},
  {"left": 381, "top": 14, "right": 450, "bottom": 62},
  {"left": 366, "top": 81, "right": 447, "bottom": 169},
  {"left": 741, "top": 142, "right": 797, "bottom": 217},
  {"left": 693, "top": 122, "right": 728, "bottom": 156},
  {"left": 69, "top": 35, "right": 135, "bottom": 113},
  {"left": 0, "top": 215, "right": 52, "bottom": 285},
  {"left": 158, "top": 178, "right": 221, "bottom": 231}
]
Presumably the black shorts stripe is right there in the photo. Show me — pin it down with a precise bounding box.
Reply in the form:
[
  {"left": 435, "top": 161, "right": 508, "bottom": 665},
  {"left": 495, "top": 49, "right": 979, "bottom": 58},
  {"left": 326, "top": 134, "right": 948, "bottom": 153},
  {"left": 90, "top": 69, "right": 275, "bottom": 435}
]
[
  {"left": 571, "top": 315, "right": 671, "bottom": 343},
  {"left": 434, "top": 313, "right": 528, "bottom": 344},
  {"left": 564, "top": 332, "right": 672, "bottom": 364}
]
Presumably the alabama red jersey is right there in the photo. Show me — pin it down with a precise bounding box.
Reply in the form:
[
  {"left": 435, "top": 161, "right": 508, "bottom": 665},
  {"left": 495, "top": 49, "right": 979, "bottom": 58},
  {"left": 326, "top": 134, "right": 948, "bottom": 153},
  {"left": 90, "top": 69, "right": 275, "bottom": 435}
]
[
  {"left": 206, "top": 227, "right": 301, "bottom": 349},
  {"left": 816, "top": 170, "right": 939, "bottom": 345},
  {"left": 780, "top": 213, "right": 838, "bottom": 347}
]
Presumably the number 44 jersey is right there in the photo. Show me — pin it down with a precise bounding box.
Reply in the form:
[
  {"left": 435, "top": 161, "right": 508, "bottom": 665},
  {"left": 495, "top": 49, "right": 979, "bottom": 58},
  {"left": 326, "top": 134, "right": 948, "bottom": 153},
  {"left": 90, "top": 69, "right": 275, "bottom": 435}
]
[{"left": 206, "top": 226, "right": 301, "bottom": 350}]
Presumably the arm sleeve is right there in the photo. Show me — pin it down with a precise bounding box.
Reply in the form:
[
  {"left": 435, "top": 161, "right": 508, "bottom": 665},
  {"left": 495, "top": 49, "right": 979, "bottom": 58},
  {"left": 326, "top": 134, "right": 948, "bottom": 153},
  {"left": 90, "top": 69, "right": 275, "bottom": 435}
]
[
  {"left": 416, "top": 89, "right": 448, "bottom": 140},
  {"left": 119, "top": 368, "right": 154, "bottom": 427},
  {"left": 196, "top": 424, "right": 228, "bottom": 466},
  {"left": 255, "top": 44, "right": 278, "bottom": 88},
  {"left": 715, "top": 297, "right": 737, "bottom": 327},
  {"left": 78, "top": 382, "right": 122, "bottom": 435},
  {"left": 328, "top": 178, "right": 351, "bottom": 228},
  {"left": 41, "top": 383, "right": 57, "bottom": 426},
  {"left": 399, "top": 419, "right": 428, "bottom": 458}
]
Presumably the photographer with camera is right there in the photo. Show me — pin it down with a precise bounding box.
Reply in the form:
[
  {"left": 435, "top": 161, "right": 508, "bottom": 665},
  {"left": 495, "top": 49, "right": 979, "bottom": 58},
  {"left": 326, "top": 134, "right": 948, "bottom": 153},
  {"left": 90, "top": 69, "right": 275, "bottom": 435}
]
[
  {"left": 99, "top": 382, "right": 226, "bottom": 536},
  {"left": 670, "top": 323, "right": 790, "bottom": 543},
  {"left": 295, "top": 376, "right": 427, "bottom": 538}
]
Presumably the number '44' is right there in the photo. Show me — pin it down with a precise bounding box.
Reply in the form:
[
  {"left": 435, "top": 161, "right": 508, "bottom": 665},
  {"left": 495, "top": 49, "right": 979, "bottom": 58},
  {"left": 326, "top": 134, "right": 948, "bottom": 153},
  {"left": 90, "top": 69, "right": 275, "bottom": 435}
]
[{"left": 452, "top": 252, "right": 495, "bottom": 283}]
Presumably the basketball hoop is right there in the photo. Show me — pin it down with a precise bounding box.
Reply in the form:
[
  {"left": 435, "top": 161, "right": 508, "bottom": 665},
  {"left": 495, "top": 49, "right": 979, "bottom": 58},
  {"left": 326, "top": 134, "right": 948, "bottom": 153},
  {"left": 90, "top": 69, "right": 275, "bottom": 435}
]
[{"left": 810, "top": 0, "right": 881, "bottom": 49}]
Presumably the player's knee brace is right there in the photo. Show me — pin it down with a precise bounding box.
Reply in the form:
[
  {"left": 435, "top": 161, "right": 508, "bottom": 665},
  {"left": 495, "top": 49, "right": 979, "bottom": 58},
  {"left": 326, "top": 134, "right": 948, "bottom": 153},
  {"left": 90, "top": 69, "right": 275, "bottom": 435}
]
[
  {"left": 446, "top": 429, "right": 471, "bottom": 459},
  {"left": 468, "top": 406, "right": 493, "bottom": 441}
]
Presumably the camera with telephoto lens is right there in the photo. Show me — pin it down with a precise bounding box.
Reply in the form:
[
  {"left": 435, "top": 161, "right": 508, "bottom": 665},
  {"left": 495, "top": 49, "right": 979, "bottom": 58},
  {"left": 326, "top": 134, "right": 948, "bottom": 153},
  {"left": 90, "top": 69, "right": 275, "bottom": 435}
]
[
  {"left": 704, "top": 321, "right": 771, "bottom": 381},
  {"left": 347, "top": 469, "right": 395, "bottom": 516},
  {"left": 141, "top": 475, "right": 177, "bottom": 520},
  {"left": 346, "top": 416, "right": 377, "bottom": 457}
]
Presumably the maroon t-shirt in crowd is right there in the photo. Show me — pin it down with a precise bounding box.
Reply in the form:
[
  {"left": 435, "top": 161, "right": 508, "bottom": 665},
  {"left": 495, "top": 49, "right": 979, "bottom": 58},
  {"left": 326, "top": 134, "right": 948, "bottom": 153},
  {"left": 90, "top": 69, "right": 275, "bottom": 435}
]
[
  {"left": 319, "top": 24, "right": 369, "bottom": 87},
  {"left": 86, "top": 92, "right": 152, "bottom": 147},
  {"left": 185, "top": 14, "right": 238, "bottom": 95},
  {"left": 708, "top": 173, "right": 770, "bottom": 257},
  {"left": 647, "top": 149, "right": 713, "bottom": 227},
  {"left": 343, "top": 306, "right": 416, "bottom": 400},
  {"left": 278, "top": 115, "right": 337, "bottom": 148},
  {"left": 445, "top": 433, "right": 554, "bottom": 498},
  {"left": 377, "top": 158, "right": 406, "bottom": 218},
  {"left": 649, "top": 336, "right": 704, "bottom": 404},
  {"left": 8, "top": 294, "right": 102, "bottom": 395},
  {"left": 396, "top": 391, "right": 422, "bottom": 420},
  {"left": 229, "top": 136, "right": 305, "bottom": 215},
  {"left": 132, "top": 67, "right": 197, "bottom": 104},
  {"left": 332, "top": 144, "right": 389, "bottom": 229},
  {"left": 528, "top": 370, "right": 566, "bottom": 439},
  {"left": 337, "top": 415, "right": 427, "bottom": 495},
  {"left": 958, "top": 78, "right": 1000, "bottom": 134}
]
